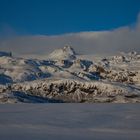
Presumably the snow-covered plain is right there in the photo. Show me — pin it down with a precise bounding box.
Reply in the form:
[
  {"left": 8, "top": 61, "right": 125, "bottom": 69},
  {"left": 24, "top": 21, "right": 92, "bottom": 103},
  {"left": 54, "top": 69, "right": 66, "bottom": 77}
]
[
  {"left": 0, "top": 104, "right": 140, "bottom": 140},
  {"left": 0, "top": 46, "right": 140, "bottom": 103}
]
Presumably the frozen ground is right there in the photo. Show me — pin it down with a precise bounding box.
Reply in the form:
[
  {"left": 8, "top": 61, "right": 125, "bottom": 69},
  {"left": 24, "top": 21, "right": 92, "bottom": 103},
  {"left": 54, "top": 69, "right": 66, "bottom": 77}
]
[{"left": 0, "top": 104, "right": 140, "bottom": 140}]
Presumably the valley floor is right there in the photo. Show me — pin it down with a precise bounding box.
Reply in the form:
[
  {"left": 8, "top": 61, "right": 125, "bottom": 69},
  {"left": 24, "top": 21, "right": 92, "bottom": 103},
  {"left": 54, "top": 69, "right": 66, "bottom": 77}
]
[{"left": 0, "top": 104, "right": 140, "bottom": 140}]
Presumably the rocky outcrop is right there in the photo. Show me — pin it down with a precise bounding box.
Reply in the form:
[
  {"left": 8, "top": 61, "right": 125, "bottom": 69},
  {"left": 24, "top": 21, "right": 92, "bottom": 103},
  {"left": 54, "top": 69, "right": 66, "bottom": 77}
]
[
  {"left": 0, "top": 79, "right": 139, "bottom": 103},
  {"left": 110, "top": 51, "right": 140, "bottom": 63}
]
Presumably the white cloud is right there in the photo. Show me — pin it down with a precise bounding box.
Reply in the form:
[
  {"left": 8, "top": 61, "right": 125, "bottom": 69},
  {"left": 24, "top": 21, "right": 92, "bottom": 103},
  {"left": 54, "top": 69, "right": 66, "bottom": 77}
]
[{"left": 0, "top": 13, "right": 140, "bottom": 55}]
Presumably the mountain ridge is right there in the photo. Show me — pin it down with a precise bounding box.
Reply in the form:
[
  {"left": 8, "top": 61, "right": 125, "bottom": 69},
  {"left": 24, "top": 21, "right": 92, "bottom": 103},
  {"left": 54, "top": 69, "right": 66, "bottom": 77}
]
[{"left": 0, "top": 46, "right": 140, "bottom": 103}]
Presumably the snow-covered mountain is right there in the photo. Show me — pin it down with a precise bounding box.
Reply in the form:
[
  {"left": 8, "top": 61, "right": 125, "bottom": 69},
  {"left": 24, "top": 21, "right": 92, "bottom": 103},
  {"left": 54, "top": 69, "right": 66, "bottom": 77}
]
[
  {"left": 0, "top": 46, "right": 140, "bottom": 103},
  {"left": 49, "top": 46, "right": 76, "bottom": 60}
]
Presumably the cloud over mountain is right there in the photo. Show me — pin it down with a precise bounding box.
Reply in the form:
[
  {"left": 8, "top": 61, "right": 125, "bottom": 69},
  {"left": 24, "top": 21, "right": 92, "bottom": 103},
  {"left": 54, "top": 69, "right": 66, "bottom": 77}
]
[{"left": 0, "top": 13, "right": 140, "bottom": 55}]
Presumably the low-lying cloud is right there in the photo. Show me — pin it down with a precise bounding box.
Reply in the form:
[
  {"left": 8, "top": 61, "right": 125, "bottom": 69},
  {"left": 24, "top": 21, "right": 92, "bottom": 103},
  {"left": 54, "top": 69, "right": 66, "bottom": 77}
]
[{"left": 0, "top": 13, "right": 140, "bottom": 55}]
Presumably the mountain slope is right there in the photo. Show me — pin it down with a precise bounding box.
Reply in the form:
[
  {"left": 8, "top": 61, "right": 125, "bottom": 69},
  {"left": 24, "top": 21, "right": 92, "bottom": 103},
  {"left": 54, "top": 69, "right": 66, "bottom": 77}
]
[{"left": 0, "top": 47, "right": 140, "bottom": 103}]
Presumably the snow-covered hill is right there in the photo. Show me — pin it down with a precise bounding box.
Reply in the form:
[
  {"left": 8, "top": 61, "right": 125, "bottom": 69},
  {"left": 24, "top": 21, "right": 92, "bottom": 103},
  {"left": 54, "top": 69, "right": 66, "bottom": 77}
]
[{"left": 0, "top": 46, "right": 140, "bottom": 103}]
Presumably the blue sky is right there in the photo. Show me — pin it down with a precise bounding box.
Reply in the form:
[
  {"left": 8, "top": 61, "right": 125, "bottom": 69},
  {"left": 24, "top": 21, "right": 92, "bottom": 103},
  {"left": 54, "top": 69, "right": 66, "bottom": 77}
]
[{"left": 0, "top": 0, "right": 140, "bottom": 36}]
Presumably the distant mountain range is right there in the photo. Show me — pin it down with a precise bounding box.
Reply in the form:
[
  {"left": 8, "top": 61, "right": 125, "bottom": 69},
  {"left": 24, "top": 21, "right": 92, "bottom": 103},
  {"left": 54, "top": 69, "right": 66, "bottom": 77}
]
[{"left": 0, "top": 46, "right": 140, "bottom": 103}]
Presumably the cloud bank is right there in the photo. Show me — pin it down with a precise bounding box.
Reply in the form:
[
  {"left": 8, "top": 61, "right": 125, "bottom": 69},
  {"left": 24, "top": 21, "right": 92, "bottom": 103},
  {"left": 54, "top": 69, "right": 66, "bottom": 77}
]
[{"left": 0, "top": 14, "right": 140, "bottom": 55}]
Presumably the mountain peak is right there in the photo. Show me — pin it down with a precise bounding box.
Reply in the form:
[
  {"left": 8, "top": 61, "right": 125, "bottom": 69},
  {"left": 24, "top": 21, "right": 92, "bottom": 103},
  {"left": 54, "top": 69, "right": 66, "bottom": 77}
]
[
  {"left": 49, "top": 46, "right": 76, "bottom": 60},
  {"left": 63, "top": 45, "right": 76, "bottom": 54}
]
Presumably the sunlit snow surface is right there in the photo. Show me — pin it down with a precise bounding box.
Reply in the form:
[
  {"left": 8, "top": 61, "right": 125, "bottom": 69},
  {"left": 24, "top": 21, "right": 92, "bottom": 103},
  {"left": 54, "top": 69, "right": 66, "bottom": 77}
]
[
  {"left": 0, "top": 47, "right": 140, "bottom": 103},
  {"left": 0, "top": 104, "right": 140, "bottom": 140}
]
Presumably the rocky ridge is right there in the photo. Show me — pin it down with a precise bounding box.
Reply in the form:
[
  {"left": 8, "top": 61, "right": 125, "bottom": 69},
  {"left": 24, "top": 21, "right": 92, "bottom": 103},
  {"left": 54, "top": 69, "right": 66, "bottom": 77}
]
[
  {"left": 0, "top": 79, "right": 140, "bottom": 103},
  {"left": 0, "top": 46, "right": 140, "bottom": 103}
]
